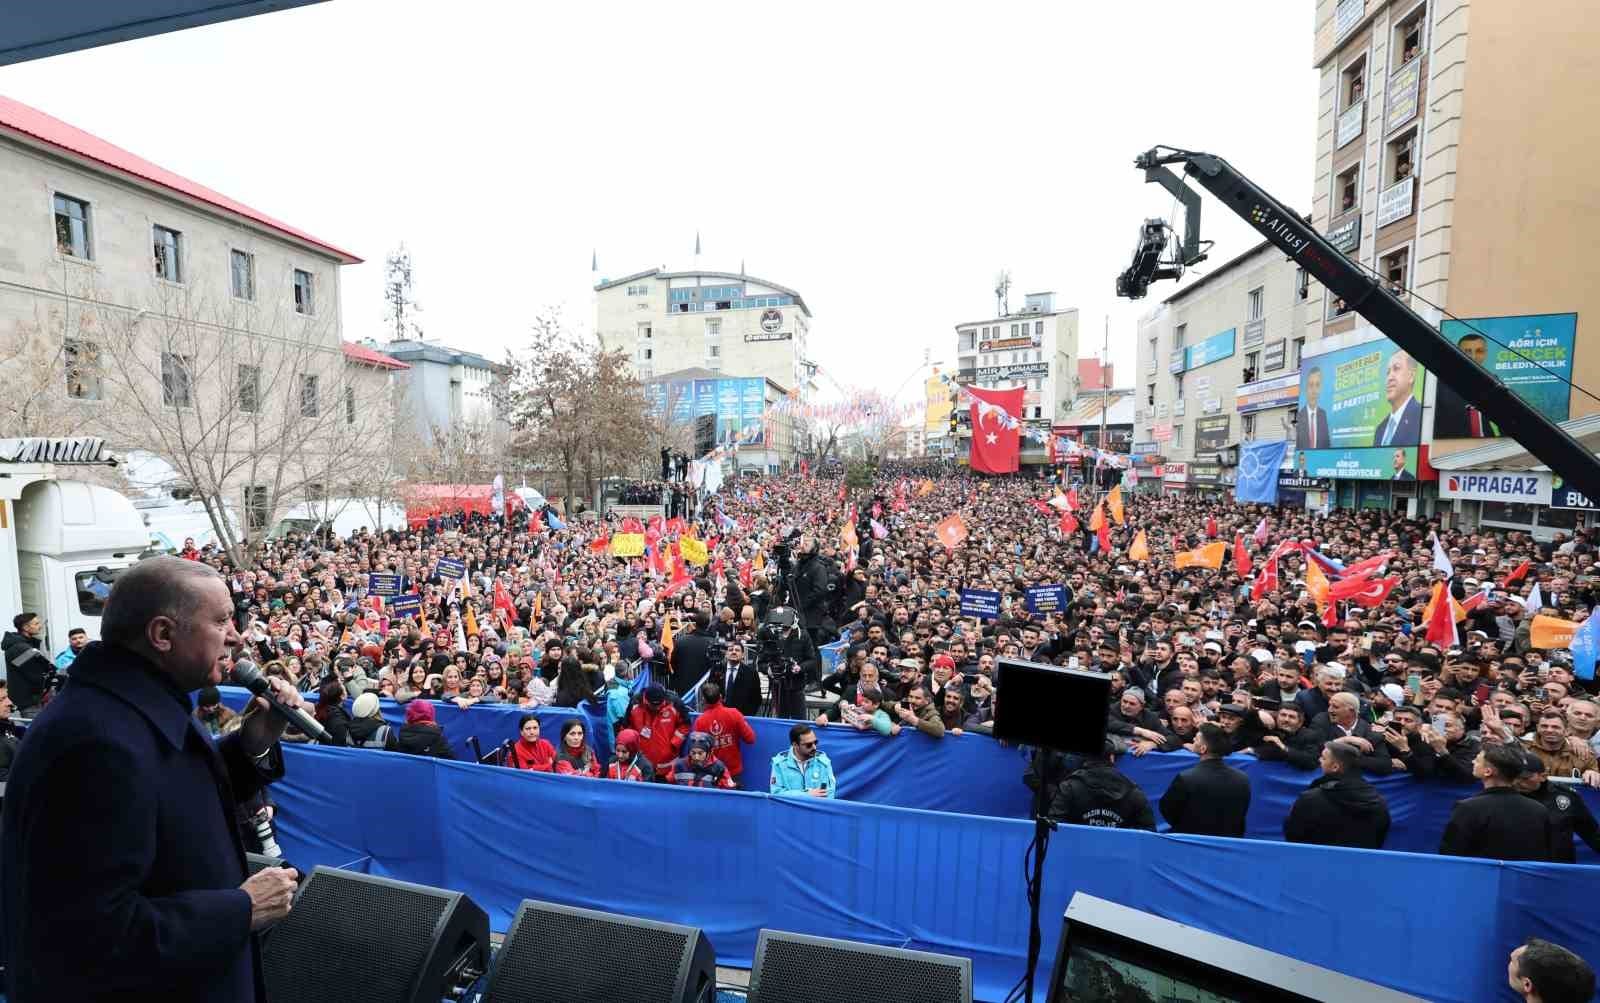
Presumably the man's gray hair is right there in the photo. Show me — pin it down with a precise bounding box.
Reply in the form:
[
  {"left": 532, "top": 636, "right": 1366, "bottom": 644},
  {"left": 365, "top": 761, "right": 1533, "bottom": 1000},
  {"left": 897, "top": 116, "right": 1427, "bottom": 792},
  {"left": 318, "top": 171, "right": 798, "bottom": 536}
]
[
  {"left": 1330, "top": 691, "right": 1360, "bottom": 712},
  {"left": 1317, "top": 664, "right": 1347, "bottom": 681},
  {"left": 101, "top": 556, "right": 225, "bottom": 647}
]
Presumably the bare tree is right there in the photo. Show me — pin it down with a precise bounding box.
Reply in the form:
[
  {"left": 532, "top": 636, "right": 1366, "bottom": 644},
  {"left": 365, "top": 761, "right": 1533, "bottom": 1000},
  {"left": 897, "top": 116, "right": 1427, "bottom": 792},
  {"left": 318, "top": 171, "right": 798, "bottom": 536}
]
[
  {"left": 94, "top": 281, "right": 393, "bottom": 567},
  {"left": 0, "top": 297, "right": 107, "bottom": 438}
]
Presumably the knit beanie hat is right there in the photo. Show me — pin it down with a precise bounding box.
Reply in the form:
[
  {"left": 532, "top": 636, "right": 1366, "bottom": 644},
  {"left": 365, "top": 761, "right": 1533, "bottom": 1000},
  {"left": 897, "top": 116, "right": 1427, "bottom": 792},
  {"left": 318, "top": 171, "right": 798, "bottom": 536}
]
[
  {"left": 352, "top": 692, "right": 381, "bottom": 719},
  {"left": 405, "top": 700, "right": 436, "bottom": 724}
]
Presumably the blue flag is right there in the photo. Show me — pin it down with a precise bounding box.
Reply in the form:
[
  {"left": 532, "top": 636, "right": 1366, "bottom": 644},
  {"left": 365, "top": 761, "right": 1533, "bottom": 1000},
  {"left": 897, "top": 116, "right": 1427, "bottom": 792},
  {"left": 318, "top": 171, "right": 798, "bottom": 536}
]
[
  {"left": 1234, "top": 440, "right": 1289, "bottom": 504},
  {"left": 1571, "top": 611, "right": 1600, "bottom": 681},
  {"left": 547, "top": 511, "right": 567, "bottom": 531}
]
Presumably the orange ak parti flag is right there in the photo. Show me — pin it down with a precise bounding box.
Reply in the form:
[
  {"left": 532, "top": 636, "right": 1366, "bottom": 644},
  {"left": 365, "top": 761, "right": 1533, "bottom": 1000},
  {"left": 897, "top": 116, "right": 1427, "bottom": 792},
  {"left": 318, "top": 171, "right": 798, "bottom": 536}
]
[
  {"left": 1174, "top": 541, "right": 1227, "bottom": 570},
  {"left": 935, "top": 513, "right": 969, "bottom": 550},
  {"left": 1088, "top": 502, "right": 1106, "bottom": 532},
  {"left": 1128, "top": 529, "right": 1150, "bottom": 562},
  {"left": 1530, "top": 614, "right": 1580, "bottom": 650},
  {"left": 1107, "top": 485, "right": 1125, "bottom": 526},
  {"left": 1305, "top": 558, "right": 1331, "bottom": 608}
]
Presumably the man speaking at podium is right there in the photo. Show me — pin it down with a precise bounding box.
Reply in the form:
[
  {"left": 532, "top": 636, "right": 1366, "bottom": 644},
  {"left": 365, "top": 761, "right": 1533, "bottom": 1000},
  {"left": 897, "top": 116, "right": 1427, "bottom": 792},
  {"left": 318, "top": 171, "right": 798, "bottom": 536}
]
[{"left": 0, "top": 556, "right": 302, "bottom": 1003}]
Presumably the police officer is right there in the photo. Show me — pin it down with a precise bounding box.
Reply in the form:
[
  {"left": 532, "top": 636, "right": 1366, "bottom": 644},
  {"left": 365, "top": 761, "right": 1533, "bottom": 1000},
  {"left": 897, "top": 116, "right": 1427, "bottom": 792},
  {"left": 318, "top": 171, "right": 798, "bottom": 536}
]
[
  {"left": 1515, "top": 749, "right": 1600, "bottom": 865},
  {"left": 1048, "top": 740, "right": 1156, "bottom": 830},
  {"left": 1439, "top": 743, "right": 1555, "bottom": 861}
]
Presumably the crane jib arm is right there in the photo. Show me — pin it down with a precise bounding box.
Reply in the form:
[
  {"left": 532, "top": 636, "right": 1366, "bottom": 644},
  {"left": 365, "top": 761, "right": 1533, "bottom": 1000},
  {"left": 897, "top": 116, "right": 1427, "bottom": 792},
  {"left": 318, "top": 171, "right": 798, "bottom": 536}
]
[{"left": 1166, "top": 150, "right": 1600, "bottom": 506}]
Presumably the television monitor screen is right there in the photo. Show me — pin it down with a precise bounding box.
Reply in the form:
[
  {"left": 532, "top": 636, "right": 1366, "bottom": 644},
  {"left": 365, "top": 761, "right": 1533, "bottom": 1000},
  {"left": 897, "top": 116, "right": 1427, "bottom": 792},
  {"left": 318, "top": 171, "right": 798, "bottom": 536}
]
[
  {"left": 1049, "top": 894, "right": 1425, "bottom": 1003},
  {"left": 992, "top": 658, "right": 1110, "bottom": 756}
]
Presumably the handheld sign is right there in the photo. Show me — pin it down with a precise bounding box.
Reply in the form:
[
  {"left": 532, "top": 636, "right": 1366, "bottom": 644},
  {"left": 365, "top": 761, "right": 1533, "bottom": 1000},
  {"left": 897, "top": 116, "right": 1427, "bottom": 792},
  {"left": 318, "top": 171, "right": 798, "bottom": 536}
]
[
  {"left": 1024, "top": 584, "right": 1067, "bottom": 615},
  {"left": 960, "top": 588, "right": 1002, "bottom": 621},
  {"left": 388, "top": 594, "right": 422, "bottom": 619},
  {"left": 367, "top": 573, "right": 403, "bottom": 597},
  {"left": 436, "top": 558, "right": 467, "bottom": 580}
]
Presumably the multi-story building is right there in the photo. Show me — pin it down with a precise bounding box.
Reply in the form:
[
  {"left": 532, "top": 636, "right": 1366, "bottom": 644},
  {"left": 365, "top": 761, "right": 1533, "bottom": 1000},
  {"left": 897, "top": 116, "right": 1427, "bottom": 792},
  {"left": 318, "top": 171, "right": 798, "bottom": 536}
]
[
  {"left": 642, "top": 367, "right": 799, "bottom": 474},
  {"left": 0, "top": 94, "right": 370, "bottom": 537},
  {"left": 1305, "top": 0, "right": 1600, "bottom": 531},
  {"left": 952, "top": 292, "right": 1078, "bottom": 465},
  {"left": 594, "top": 267, "right": 813, "bottom": 397},
  {"left": 378, "top": 339, "right": 508, "bottom": 443},
  {"left": 1135, "top": 239, "right": 1306, "bottom": 498}
]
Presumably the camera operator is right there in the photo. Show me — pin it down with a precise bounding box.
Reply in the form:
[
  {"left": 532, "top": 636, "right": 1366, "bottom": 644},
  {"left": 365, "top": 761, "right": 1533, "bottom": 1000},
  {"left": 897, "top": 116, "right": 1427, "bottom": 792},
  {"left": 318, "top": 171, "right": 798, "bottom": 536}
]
[
  {"left": 792, "top": 534, "right": 840, "bottom": 647},
  {"left": 1, "top": 556, "right": 302, "bottom": 1003},
  {"left": 758, "top": 607, "right": 820, "bottom": 720}
]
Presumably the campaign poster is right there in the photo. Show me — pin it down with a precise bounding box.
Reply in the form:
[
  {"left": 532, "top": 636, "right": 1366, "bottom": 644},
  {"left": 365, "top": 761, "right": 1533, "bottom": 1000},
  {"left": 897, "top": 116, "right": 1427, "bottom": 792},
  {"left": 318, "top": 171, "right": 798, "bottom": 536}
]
[{"left": 1434, "top": 313, "right": 1577, "bottom": 438}]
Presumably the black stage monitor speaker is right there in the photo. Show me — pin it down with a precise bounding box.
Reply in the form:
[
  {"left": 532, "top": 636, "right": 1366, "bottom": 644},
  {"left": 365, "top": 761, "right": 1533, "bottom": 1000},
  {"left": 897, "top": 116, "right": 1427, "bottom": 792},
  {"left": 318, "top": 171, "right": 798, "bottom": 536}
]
[
  {"left": 747, "top": 929, "right": 972, "bottom": 1003},
  {"left": 261, "top": 866, "right": 489, "bottom": 1003},
  {"left": 480, "top": 899, "right": 716, "bottom": 1003},
  {"left": 992, "top": 657, "right": 1111, "bottom": 756}
]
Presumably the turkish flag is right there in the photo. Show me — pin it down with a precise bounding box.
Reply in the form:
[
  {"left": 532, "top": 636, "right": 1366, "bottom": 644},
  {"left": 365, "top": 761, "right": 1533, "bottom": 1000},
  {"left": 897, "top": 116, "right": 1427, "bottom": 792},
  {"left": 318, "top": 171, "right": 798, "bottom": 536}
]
[
  {"left": 1233, "top": 534, "right": 1252, "bottom": 577},
  {"left": 1501, "top": 560, "right": 1532, "bottom": 588},
  {"left": 967, "top": 385, "right": 1024, "bottom": 474},
  {"left": 1328, "top": 569, "right": 1381, "bottom": 601},
  {"left": 1205, "top": 515, "right": 1219, "bottom": 539},
  {"left": 1350, "top": 575, "right": 1401, "bottom": 608},
  {"left": 1058, "top": 512, "right": 1080, "bottom": 535},
  {"left": 1251, "top": 557, "right": 1279, "bottom": 599},
  {"left": 1097, "top": 520, "right": 1112, "bottom": 554}
]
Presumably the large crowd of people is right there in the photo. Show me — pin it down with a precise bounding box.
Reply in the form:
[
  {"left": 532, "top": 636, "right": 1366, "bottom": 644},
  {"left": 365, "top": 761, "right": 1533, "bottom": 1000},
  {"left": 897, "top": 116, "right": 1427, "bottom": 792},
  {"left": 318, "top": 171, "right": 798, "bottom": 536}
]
[{"left": 11, "top": 466, "right": 1600, "bottom": 869}]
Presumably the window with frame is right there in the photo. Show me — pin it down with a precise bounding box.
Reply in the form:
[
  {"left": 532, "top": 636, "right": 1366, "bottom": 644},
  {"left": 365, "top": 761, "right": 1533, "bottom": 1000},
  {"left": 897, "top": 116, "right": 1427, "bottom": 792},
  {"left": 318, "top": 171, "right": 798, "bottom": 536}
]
[
  {"left": 244, "top": 485, "right": 270, "bottom": 533},
  {"left": 1247, "top": 286, "right": 1264, "bottom": 321},
  {"left": 1174, "top": 373, "right": 1184, "bottom": 400},
  {"left": 1241, "top": 413, "right": 1256, "bottom": 440},
  {"left": 1172, "top": 425, "right": 1184, "bottom": 449},
  {"left": 161, "top": 352, "right": 193, "bottom": 407},
  {"left": 1395, "top": 5, "right": 1425, "bottom": 66},
  {"left": 64, "top": 339, "right": 102, "bottom": 400},
  {"left": 231, "top": 249, "right": 256, "bottom": 300},
  {"left": 300, "top": 374, "right": 319, "bottom": 417},
  {"left": 1292, "top": 337, "right": 1306, "bottom": 368},
  {"left": 293, "top": 269, "right": 315, "bottom": 315},
  {"left": 1034, "top": 320, "right": 1044, "bottom": 335},
  {"left": 1174, "top": 324, "right": 1187, "bottom": 348},
  {"left": 1244, "top": 351, "right": 1260, "bottom": 382},
  {"left": 1337, "top": 163, "right": 1361, "bottom": 214},
  {"left": 1381, "top": 247, "right": 1409, "bottom": 295},
  {"left": 53, "top": 193, "right": 92, "bottom": 259},
  {"left": 153, "top": 225, "right": 182, "bottom": 281},
  {"left": 1343, "top": 56, "right": 1367, "bottom": 107},
  {"left": 237, "top": 364, "right": 260, "bottom": 413},
  {"left": 1386, "top": 130, "right": 1417, "bottom": 184},
  {"left": 345, "top": 385, "right": 356, "bottom": 425},
  {"left": 1146, "top": 383, "right": 1156, "bottom": 406},
  {"left": 959, "top": 330, "right": 976, "bottom": 351}
]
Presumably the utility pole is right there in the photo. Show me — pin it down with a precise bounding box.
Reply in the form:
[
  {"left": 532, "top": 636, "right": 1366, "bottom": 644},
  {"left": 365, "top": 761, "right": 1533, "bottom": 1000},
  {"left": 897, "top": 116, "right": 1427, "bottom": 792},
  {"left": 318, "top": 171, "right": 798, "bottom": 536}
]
[{"left": 1100, "top": 316, "right": 1110, "bottom": 450}]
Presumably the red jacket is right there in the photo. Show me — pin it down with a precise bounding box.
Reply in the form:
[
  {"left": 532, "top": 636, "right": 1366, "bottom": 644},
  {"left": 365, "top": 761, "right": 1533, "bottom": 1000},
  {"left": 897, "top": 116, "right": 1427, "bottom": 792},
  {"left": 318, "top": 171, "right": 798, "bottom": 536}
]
[
  {"left": 628, "top": 702, "right": 688, "bottom": 775},
  {"left": 507, "top": 738, "right": 555, "bottom": 772},
  {"left": 694, "top": 703, "right": 756, "bottom": 778}
]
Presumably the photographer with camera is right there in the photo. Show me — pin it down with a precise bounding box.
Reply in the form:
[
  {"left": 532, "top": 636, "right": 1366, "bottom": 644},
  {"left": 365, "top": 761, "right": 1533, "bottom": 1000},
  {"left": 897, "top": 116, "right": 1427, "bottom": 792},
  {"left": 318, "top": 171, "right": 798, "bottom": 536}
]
[
  {"left": 668, "top": 610, "right": 716, "bottom": 698},
  {"left": 791, "top": 534, "right": 840, "bottom": 647}
]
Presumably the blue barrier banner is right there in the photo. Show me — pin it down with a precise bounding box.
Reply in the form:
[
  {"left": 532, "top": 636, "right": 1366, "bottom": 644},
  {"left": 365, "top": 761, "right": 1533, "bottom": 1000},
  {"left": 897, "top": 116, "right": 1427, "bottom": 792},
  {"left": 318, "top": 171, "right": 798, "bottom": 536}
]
[
  {"left": 959, "top": 588, "right": 1001, "bottom": 620},
  {"left": 269, "top": 745, "right": 1600, "bottom": 1003},
  {"left": 219, "top": 686, "right": 1600, "bottom": 860}
]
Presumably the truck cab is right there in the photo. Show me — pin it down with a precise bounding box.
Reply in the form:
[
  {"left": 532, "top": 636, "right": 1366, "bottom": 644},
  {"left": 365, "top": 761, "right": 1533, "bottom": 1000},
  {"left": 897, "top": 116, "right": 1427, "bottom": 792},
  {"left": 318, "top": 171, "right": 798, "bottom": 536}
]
[{"left": 0, "top": 439, "right": 150, "bottom": 658}]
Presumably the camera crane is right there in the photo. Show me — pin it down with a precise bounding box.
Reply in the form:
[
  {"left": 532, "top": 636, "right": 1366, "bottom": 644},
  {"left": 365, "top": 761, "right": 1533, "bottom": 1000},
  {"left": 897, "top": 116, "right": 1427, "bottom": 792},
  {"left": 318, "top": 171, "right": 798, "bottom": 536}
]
[{"left": 1116, "top": 146, "right": 1600, "bottom": 507}]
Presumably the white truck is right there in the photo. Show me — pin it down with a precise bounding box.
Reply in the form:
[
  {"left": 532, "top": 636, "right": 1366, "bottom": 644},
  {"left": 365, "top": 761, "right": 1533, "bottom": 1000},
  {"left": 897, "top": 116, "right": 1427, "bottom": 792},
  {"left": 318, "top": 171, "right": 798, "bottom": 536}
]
[{"left": 0, "top": 438, "right": 150, "bottom": 658}]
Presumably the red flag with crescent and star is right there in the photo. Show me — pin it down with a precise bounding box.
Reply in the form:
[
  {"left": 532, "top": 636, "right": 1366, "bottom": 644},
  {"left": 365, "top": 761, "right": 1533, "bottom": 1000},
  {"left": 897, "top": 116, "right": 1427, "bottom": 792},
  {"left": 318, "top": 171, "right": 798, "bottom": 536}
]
[{"left": 966, "top": 385, "right": 1024, "bottom": 474}]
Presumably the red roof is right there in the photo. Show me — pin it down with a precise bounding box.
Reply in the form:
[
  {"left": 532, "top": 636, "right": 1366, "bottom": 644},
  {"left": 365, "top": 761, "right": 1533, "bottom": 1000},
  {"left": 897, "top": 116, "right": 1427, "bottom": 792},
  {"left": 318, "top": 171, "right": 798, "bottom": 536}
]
[
  {"left": 0, "top": 94, "right": 361, "bottom": 264},
  {"left": 342, "top": 342, "right": 409, "bottom": 370}
]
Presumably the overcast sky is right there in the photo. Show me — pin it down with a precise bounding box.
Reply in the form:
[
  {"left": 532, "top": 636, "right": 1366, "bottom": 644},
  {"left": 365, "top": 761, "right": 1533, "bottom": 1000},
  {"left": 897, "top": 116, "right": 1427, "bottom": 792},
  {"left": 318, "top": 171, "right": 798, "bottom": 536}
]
[{"left": 1, "top": 0, "right": 1318, "bottom": 406}]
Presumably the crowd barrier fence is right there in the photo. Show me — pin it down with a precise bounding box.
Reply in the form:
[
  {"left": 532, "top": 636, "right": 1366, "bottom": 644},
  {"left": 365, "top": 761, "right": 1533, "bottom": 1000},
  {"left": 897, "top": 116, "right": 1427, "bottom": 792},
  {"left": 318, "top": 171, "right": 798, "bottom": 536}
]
[
  {"left": 220, "top": 687, "right": 1600, "bottom": 863},
  {"left": 269, "top": 744, "right": 1600, "bottom": 1003}
]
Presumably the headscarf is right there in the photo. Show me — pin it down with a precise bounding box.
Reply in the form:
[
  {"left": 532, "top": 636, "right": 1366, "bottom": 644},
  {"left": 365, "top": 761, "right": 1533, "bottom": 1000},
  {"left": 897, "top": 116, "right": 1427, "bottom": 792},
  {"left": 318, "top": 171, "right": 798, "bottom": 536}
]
[{"left": 405, "top": 700, "right": 437, "bottom": 725}]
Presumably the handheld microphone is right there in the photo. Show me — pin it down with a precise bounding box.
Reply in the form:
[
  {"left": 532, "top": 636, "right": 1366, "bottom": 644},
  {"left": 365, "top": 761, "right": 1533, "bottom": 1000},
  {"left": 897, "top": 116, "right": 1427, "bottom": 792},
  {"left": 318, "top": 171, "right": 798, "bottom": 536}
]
[{"left": 230, "top": 660, "right": 330, "bottom": 743}]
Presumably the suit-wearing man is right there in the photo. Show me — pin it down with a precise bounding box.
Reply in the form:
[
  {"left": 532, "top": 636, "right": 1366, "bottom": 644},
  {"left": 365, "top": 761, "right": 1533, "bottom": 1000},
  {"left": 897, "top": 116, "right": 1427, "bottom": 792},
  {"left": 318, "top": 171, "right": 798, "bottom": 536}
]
[
  {"left": 718, "top": 639, "right": 763, "bottom": 717},
  {"left": 1, "top": 557, "right": 302, "bottom": 1003},
  {"left": 1159, "top": 724, "right": 1252, "bottom": 837},
  {"left": 1296, "top": 366, "right": 1332, "bottom": 449},
  {"left": 1310, "top": 692, "right": 1394, "bottom": 775},
  {"left": 1372, "top": 351, "right": 1422, "bottom": 446},
  {"left": 667, "top": 610, "right": 714, "bottom": 698}
]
